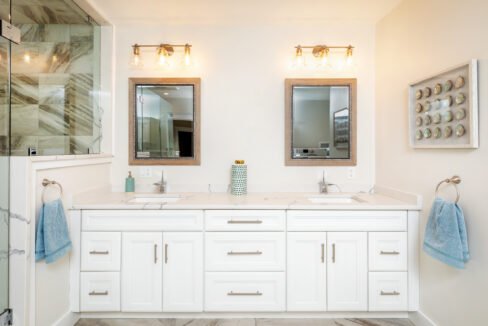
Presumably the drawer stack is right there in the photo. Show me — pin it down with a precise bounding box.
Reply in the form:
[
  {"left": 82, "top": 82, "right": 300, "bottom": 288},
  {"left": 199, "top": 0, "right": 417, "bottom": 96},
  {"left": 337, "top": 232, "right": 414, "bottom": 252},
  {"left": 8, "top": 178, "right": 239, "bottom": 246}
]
[
  {"left": 368, "top": 232, "right": 408, "bottom": 311},
  {"left": 80, "top": 232, "right": 121, "bottom": 312},
  {"left": 204, "top": 210, "right": 286, "bottom": 312}
]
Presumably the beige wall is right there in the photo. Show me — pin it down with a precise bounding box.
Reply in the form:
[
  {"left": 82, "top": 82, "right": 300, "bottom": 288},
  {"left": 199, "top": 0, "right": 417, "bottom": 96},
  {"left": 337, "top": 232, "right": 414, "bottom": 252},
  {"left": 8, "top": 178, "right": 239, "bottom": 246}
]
[
  {"left": 112, "top": 22, "right": 376, "bottom": 193},
  {"left": 376, "top": 0, "right": 488, "bottom": 324}
]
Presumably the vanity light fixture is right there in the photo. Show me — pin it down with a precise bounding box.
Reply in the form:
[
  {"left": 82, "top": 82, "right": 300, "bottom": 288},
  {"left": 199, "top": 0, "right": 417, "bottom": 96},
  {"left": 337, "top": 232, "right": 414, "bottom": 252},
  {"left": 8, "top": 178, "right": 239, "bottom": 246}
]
[
  {"left": 130, "top": 44, "right": 142, "bottom": 67},
  {"left": 294, "top": 44, "right": 354, "bottom": 68},
  {"left": 130, "top": 42, "right": 193, "bottom": 68},
  {"left": 346, "top": 45, "right": 353, "bottom": 65},
  {"left": 294, "top": 46, "right": 304, "bottom": 67}
]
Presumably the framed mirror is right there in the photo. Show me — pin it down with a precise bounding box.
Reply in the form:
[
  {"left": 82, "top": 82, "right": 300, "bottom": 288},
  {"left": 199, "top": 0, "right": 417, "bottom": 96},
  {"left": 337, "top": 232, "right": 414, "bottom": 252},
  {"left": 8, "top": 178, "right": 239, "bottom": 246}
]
[
  {"left": 285, "top": 78, "right": 357, "bottom": 166},
  {"left": 129, "top": 78, "right": 201, "bottom": 165}
]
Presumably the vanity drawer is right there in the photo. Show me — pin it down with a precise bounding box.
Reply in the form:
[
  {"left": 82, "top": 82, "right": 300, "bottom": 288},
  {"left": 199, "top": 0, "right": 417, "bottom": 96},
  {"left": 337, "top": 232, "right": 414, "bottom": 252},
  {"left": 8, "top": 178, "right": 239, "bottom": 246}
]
[
  {"left": 81, "top": 232, "right": 121, "bottom": 271},
  {"left": 369, "top": 232, "right": 407, "bottom": 271},
  {"left": 287, "top": 211, "right": 407, "bottom": 231},
  {"left": 206, "top": 232, "right": 285, "bottom": 271},
  {"left": 205, "top": 210, "right": 285, "bottom": 231},
  {"left": 80, "top": 272, "right": 120, "bottom": 312},
  {"left": 82, "top": 210, "right": 203, "bottom": 231},
  {"left": 369, "top": 272, "right": 408, "bottom": 311},
  {"left": 205, "top": 272, "right": 285, "bottom": 311}
]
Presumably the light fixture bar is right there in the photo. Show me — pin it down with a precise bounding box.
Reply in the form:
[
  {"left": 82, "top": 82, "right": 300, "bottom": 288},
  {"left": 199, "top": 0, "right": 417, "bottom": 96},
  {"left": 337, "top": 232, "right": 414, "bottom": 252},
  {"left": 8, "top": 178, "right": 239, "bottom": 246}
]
[
  {"left": 132, "top": 44, "right": 192, "bottom": 49},
  {"left": 294, "top": 45, "right": 354, "bottom": 49}
]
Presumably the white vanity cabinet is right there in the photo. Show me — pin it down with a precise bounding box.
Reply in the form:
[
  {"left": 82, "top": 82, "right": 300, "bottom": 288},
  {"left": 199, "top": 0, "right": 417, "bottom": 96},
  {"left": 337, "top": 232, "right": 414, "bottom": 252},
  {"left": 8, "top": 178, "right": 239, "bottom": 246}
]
[
  {"left": 204, "top": 210, "right": 286, "bottom": 312},
  {"left": 326, "top": 232, "right": 367, "bottom": 311},
  {"left": 70, "top": 207, "right": 419, "bottom": 316},
  {"left": 286, "top": 210, "right": 417, "bottom": 313},
  {"left": 72, "top": 210, "right": 204, "bottom": 313},
  {"left": 121, "top": 232, "right": 163, "bottom": 312},
  {"left": 163, "top": 232, "right": 203, "bottom": 312},
  {"left": 287, "top": 232, "right": 327, "bottom": 311}
]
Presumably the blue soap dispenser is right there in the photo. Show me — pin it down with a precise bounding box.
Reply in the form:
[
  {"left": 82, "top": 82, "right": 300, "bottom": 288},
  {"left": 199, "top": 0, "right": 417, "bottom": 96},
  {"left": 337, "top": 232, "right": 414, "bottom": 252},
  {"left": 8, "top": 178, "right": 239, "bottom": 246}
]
[{"left": 125, "top": 171, "right": 135, "bottom": 192}]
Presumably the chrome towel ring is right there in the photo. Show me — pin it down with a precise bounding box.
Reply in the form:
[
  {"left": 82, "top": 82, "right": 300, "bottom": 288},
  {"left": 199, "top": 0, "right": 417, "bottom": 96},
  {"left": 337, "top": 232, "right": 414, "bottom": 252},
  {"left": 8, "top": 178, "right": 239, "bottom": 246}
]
[
  {"left": 435, "top": 175, "right": 461, "bottom": 203},
  {"left": 41, "top": 178, "right": 63, "bottom": 203}
]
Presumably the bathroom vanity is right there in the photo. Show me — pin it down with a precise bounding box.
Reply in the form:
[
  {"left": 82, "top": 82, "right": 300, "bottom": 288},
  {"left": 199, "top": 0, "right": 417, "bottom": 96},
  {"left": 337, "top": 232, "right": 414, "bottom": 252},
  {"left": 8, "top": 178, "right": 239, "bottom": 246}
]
[{"left": 69, "top": 191, "right": 420, "bottom": 318}]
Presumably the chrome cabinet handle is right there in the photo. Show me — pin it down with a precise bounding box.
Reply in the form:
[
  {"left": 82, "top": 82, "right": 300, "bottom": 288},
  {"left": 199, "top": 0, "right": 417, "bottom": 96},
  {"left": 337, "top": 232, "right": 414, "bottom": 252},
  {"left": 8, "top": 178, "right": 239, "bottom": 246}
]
[
  {"left": 227, "top": 219, "right": 263, "bottom": 224},
  {"left": 89, "top": 250, "right": 109, "bottom": 255},
  {"left": 227, "top": 251, "right": 262, "bottom": 255},
  {"left": 332, "top": 243, "right": 336, "bottom": 263},
  {"left": 380, "top": 250, "right": 400, "bottom": 255},
  {"left": 165, "top": 244, "right": 168, "bottom": 264},
  {"left": 154, "top": 244, "right": 158, "bottom": 264},
  {"left": 321, "top": 244, "right": 325, "bottom": 263},
  {"left": 227, "top": 291, "right": 262, "bottom": 296},
  {"left": 381, "top": 290, "right": 400, "bottom": 296},
  {"left": 89, "top": 291, "right": 108, "bottom": 296}
]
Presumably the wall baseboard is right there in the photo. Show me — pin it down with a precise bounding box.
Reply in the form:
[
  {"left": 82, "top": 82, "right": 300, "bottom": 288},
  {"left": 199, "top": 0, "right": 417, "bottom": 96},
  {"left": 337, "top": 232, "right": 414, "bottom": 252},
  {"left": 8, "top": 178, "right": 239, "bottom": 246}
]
[
  {"left": 53, "top": 311, "right": 80, "bottom": 326},
  {"left": 409, "top": 311, "right": 436, "bottom": 326}
]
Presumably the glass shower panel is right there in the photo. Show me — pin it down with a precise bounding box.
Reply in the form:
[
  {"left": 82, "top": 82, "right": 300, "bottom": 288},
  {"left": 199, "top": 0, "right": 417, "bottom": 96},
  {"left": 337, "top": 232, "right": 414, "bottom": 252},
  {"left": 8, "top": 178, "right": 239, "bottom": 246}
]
[
  {"left": 0, "top": 2, "right": 10, "bottom": 316},
  {"left": 10, "top": 0, "right": 102, "bottom": 155}
]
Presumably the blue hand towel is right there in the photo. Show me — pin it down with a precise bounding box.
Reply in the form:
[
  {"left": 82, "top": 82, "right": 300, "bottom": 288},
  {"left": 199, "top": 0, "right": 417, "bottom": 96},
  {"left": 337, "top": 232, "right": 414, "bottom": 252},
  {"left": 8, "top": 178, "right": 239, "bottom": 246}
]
[
  {"left": 423, "top": 197, "right": 469, "bottom": 269},
  {"left": 35, "top": 199, "right": 72, "bottom": 264}
]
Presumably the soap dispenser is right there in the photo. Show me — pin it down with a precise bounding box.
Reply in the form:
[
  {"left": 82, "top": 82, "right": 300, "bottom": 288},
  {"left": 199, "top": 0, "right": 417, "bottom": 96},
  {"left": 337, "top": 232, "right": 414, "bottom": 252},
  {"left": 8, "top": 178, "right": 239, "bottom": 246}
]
[{"left": 125, "top": 171, "right": 135, "bottom": 192}]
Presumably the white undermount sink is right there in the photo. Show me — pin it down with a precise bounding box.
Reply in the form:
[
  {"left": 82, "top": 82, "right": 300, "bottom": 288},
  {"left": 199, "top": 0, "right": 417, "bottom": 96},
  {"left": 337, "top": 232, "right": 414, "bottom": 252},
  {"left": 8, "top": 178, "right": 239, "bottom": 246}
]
[
  {"left": 307, "top": 195, "right": 360, "bottom": 204},
  {"left": 128, "top": 194, "right": 182, "bottom": 204}
]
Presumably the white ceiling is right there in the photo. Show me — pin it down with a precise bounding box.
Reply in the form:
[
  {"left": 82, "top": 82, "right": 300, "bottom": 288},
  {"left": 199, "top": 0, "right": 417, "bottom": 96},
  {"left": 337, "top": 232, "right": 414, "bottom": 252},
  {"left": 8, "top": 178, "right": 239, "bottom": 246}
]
[{"left": 88, "top": 0, "right": 403, "bottom": 25}]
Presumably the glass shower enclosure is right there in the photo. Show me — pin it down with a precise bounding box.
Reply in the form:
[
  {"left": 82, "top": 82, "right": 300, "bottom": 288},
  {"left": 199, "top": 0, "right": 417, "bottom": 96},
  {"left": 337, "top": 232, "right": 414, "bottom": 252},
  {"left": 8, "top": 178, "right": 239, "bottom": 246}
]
[
  {"left": 0, "top": 0, "right": 11, "bottom": 321},
  {"left": 0, "top": 0, "right": 103, "bottom": 321}
]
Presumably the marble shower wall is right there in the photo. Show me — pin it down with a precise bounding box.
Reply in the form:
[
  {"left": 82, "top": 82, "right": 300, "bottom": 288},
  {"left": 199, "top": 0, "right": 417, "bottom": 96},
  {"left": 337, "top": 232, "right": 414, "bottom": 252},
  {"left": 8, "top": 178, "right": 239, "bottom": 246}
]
[
  {"left": 0, "top": 40, "right": 8, "bottom": 154},
  {"left": 4, "top": 16, "right": 101, "bottom": 155}
]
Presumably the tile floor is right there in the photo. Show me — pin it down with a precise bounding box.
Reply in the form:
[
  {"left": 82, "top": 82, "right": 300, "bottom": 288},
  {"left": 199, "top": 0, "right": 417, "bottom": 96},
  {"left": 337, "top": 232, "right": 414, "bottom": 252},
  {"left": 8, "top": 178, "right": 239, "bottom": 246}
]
[{"left": 75, "top": 318, "right": 415, "bottom": 326}]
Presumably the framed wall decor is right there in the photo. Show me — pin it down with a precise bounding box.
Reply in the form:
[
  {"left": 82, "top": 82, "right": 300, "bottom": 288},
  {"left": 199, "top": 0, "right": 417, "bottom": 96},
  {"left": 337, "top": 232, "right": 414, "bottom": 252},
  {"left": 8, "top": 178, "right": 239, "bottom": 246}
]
[{"left": 409, "top": 60, "right": 478, "bottom": 149}]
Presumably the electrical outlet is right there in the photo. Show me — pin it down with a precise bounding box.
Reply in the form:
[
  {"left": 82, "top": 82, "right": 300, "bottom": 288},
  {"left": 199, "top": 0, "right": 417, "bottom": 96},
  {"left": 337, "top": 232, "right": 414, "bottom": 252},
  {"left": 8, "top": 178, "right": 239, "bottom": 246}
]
[
  {"left": 347, "top": 167, "right": 356, "bottom": 179},
  {"left": 139, "top": 166, "right": 152, "bottom": 178}
]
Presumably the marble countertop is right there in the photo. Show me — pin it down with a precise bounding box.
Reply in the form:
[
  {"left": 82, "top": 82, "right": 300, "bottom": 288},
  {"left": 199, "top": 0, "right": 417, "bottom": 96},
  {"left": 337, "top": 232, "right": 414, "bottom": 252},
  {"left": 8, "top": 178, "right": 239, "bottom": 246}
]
[{"left": 72, "top": 187, "right": 421, "bottom": 211}]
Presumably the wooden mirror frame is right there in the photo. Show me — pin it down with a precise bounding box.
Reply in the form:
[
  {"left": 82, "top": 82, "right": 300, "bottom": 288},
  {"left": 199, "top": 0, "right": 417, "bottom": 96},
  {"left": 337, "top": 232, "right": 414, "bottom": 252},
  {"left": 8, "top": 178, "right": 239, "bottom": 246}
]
[
  {"left": 285, "top": 78, "right": 357, "bottom": 166},
  {"left": 128, "top": 77, "right": 201, "bottom": 165}
]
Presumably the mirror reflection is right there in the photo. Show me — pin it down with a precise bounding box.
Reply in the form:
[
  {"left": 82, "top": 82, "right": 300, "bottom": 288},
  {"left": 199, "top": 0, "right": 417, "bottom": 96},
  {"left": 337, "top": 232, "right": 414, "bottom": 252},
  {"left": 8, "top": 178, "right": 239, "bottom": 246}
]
[
  {"left": 135, "top": 85, "right": 195, "bottom": 159},
  {"left": 292, "top": 86, "right": 351, "bottom": 160}
]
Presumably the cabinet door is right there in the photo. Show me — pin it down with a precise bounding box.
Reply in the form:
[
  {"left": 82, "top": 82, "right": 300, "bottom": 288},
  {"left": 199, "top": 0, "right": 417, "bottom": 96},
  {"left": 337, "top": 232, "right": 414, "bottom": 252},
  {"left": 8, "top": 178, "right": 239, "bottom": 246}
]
[
  {"left": 327, "top": 232, "right": 367, "bottom": 311},
  {"left": 287, "top": 232, "right": 327, "bottom": 311},
  {"left": 121, "top": 232, "right": 162, "bottom": 312},
  {"left": 163, "top": 232, "right": 203, "bottom": 312}
]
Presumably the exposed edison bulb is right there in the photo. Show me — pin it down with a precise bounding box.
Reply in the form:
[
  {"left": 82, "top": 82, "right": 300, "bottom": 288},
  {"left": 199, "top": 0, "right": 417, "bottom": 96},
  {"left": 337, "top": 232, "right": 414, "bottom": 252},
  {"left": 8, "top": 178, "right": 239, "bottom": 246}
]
[
  {"left": 52, "top": 55, "right": 58, "bottom": 63},
  {"left": 130, "top": 45, "right": 143, "bottom": 67},
  {"left": 158, "top": 47, "right": 168, "bottom": 66},
  {"left": 23, "top": 51, "right": 31, "bottom": 63},
  {"left": 184, "top": 44, "right": 191, "bottom": 66},
  {"left": 346, "top": 46, "right": 353, "bottom": 66},
  {"left": 294, "top": 46, "right": 304, "bottom": 68},
  {"left": 321, "top": 48, "right": 330, "bottom": 67}
]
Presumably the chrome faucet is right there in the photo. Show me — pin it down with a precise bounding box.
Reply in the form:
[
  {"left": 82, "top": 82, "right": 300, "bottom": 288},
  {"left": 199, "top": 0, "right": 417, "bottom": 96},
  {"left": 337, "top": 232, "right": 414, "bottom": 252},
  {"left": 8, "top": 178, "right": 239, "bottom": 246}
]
[
  {"left": 318, "top": 171, "right": 341, "bottom": 194},
  {"left": 153, "top": 170, "right": 166, "bottom": 193},
  {"left": 318, "top": 172, "right": 329, "bottom": 194}
]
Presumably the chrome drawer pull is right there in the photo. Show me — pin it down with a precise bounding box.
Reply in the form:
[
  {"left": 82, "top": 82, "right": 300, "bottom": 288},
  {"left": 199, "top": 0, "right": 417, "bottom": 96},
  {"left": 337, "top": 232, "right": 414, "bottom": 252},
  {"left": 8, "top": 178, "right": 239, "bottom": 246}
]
[
  {"left": 165, "top": 244, "right": 168, "bottom": 264},
  {"left": 227, "top": 291, "right": 262, "bottom": 296},
  {"left": 154, "top": 244, "right": 158, "bottom": 264},
  {"left": 380, "top": 250, "right": 400, "bottom": 255},
  {"left": 321, "top": 244, "right": 325, "bottom": 263},
  {"left": 332, "top": 243, "right": 336, "bottom": 263},
  {"left": 227, "top": 251, "right": 262, "bottom": 255},
  {"left": 380, "top": 290, "right": 400, "bottom": 296},
  {"left": 227, "top": 219, "right": 263, "bottom": 224},
  {"left": 89, "top": 250, "right": 109, "bottom": 255},
  {"left": 89, "top": 290, "right": 108, "bottom": 296}
]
